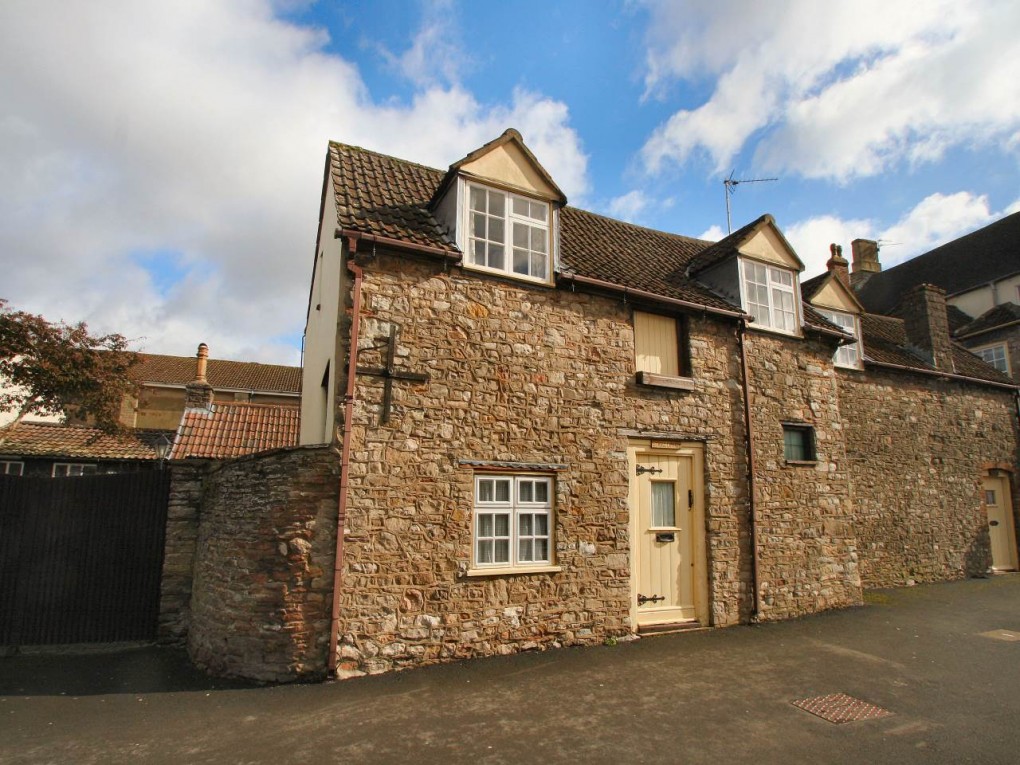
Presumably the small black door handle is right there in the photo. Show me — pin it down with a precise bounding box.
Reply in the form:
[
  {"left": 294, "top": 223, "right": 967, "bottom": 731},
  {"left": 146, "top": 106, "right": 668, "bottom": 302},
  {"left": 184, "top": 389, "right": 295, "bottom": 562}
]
[{"left": 990, "top": 520, "right": 1000, "bottom": 527}]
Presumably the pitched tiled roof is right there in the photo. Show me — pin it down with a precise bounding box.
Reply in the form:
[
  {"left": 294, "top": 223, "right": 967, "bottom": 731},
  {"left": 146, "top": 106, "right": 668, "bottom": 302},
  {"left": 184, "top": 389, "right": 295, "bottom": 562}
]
[
  {"left": 855, "top": 211, "right": 1020, "bottom": 314},
  {"left": 171, "top": 402, "right": 300, "bottom": 460},
  {"left": 0, "top": 423, "right": 173, "bottom": 460},
  {"left": 556, "top": 207, "right": 739, "bottom": 312},
  {"left": 327, "top": 142, "right": 836, "bottom": 326},
  {"left": 329, "top": 142, "right": 455, "bottom": 251},
  {"left": 129, "top": 354, "right": 301, "bottom": 394},
  {"left": 859, "top": 314, "right": 1013, "bottom": 384},
  {"left": 955, "top": 302, "right": 1020, "bottom": 338}
]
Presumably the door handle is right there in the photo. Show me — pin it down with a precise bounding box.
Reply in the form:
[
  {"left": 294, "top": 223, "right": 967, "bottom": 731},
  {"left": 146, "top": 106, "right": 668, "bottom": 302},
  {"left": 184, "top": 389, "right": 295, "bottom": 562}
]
[
  {"left": 990, "top": 520, "right": 1000, "bottom": 527},
  {"left": 638, "top": 594, "right": 665, "bottom": 605}
]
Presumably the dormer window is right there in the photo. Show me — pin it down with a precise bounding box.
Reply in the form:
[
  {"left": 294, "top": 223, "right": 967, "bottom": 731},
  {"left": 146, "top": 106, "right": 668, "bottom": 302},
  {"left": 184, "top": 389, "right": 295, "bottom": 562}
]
[
  {"left": 815, "top": 308, "right": 862, "bottom": 369},
  {"left": 740, "top": 259, "right": 799, "bottom": 333},
  {"left": 468, "top": 184, "right": 550, "bottom": 282}
]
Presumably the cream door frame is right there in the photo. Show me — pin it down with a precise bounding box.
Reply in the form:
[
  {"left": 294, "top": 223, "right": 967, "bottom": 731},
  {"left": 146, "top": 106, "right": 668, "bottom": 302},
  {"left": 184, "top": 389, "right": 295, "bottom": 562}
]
[
  {"left": 984, "top": 471, "right": 1018, "bottom": 571},
  {"left": 627, "top": 439, "right": 708, "bottom": 629}
]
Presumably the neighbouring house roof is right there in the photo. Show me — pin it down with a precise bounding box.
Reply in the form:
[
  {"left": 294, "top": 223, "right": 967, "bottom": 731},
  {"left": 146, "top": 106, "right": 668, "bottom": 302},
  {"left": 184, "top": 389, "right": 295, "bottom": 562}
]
[
  {"left": 855, "top": 211, "right": 1020, "bottom": 315},
  {"left": 129, "top": 354, "right": 301, "bottom": 394},
  {"left": 955, "top": 302, "right": 1020, "bottom": 339},
  {"left": 0, "top": 422, "right": 173, "bottom": 460},
  {"left": 860, "top": 314, "right": 1013, "bottom": 383},
  {"left": 170, "top": 402, "right": 300, "bottom": 460}
]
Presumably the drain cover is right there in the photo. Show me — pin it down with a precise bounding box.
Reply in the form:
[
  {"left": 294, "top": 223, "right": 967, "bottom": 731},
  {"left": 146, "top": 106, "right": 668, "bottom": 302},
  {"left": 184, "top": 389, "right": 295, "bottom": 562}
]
[
  {"left": 979, "top": 629, "right": 1020, "bottom": 642},
  {"left": 792, "top": 693, "right": 892, "bottom": 724}
]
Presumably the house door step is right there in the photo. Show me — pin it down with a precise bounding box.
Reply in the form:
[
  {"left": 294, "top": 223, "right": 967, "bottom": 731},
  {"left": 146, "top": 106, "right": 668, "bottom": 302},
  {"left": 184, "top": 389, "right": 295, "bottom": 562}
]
[{"left": 637, "top": 620, "right": 708, "bottom": 637}]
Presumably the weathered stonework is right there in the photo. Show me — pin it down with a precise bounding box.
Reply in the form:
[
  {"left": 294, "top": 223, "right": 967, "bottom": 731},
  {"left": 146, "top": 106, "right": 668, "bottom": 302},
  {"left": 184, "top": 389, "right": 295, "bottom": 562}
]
[
  {"left": 158, "top": 462, "right": 205, "bottom": 644},
  {"left": 187, "top": 446, "right": 339, "bottom": 682},
  {"left": 330, "top": 252, "right": 865, "bottom": 678},
  {"left": 742, "top": 330, "right": 862, "bottom": 617},
  {"left": 838, "top": 369, "right": 1019, "bottom": 588}
]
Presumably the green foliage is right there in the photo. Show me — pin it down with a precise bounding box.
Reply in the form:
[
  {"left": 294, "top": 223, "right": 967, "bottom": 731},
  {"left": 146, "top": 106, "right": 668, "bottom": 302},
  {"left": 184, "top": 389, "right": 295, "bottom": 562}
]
[{"left": 0, "top": 299, "right": 138, "bottom": 432}]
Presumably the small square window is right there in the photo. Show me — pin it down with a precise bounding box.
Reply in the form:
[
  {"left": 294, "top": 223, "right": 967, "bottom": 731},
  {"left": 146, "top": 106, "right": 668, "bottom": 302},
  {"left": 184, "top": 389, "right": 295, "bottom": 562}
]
[
  {"left": 782, "top": 425, "right": 816, "bottom": 463},
  {"left": 1, "top": 461, "right": 24, "bottom": 476}
]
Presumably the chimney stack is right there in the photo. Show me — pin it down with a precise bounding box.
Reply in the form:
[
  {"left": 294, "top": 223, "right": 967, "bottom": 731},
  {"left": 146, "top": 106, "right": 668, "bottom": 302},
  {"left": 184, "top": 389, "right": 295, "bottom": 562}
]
[
  {"left": 185, "top": 342, "right": 214, "bottom": 410},
  {"left": 826, "top": 243, "right": 850, "bottom": 288},
  {"left": 850, "top": 239, "right": 881, "bottom": 288},
  {"left": 899, "top": 284, "right": 955, "bottom": 373}
]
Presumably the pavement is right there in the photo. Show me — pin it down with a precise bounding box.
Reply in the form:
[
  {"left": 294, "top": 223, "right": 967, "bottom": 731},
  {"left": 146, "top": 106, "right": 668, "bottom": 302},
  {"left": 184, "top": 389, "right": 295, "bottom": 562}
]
[{"left": 2, "top": 575, "right": 1019, "bottom": 764}]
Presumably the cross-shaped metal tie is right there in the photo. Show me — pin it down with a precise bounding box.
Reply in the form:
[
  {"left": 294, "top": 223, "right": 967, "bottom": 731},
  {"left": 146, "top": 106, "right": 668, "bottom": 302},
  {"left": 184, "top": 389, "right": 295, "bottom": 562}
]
[{"left": 356, "top": 325, "right": 429, "bottom": 424}]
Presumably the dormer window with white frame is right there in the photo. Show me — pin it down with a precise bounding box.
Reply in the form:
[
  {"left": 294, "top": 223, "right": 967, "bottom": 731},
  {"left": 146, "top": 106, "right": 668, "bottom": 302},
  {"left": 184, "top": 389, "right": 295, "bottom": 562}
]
[
  {"left": 740, "top": 259, "right": 799, "bottom": 334},
  {"left": 815, "top": 308, "right": 863, "bottom": 369},
  {"left": 467, "top": 184, "right": 550, "bottom": 283}
]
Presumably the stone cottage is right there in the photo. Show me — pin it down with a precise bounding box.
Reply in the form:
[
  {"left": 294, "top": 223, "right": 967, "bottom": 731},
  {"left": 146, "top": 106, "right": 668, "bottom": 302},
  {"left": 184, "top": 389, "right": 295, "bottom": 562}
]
[{"left": 298, "top": 129, "right": 1018, "bottom": 679}]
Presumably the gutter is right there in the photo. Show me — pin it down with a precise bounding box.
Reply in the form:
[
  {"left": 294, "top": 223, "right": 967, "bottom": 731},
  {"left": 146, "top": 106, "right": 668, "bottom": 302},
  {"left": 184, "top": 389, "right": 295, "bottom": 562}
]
[
  {"left": 737, "top": 319, "right": 761, "bottom": 621},
  {"left": 337, "top": 228, "right": 461, "bottom": 263},
  {"left": 327, "top": 240, "right": 365, "bottom": 676},
  {"left": 865, "top": 359, "right": 1019, "bottom": 391},
  {"left": 558, "top": 272, "right": 750, "bottom": 320}
]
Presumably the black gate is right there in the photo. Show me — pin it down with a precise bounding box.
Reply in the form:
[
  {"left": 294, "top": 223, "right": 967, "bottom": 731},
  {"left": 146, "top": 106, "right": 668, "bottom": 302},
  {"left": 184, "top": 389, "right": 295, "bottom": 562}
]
[{"left": 0, "top": 471, "right": 170, "bottom": 646}]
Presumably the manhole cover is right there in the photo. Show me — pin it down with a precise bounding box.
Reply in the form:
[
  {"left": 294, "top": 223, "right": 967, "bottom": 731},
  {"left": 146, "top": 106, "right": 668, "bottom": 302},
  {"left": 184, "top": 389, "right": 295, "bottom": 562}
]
[
  {"left": 979, "top": 629, "right": 1020, "bottom": 642},
  {"left": 791, "top": 693, "right": 892, "bottom": 724}
]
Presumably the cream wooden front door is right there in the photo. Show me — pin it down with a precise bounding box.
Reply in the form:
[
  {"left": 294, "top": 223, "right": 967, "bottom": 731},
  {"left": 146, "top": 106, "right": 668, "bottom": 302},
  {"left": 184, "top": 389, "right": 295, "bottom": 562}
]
[
  {"left": 984, "top": 474, "right": 1018, "bottom": 571},
  {"left": 632, "top": 449, "right": 703, "bottom": 626}
]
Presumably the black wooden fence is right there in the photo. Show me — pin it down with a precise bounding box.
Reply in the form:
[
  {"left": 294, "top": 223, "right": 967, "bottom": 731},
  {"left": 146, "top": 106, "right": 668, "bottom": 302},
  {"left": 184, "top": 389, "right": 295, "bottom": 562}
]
[{"left": 0, "top": 471, "right": 170, "bottom": 646}]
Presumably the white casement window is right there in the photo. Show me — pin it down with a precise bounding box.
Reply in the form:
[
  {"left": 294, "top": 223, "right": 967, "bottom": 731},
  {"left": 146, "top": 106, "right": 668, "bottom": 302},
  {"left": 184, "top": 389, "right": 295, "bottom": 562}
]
[
  {"left": 474, "top": 475, "right": 553, "bottom": 568},
  {"left": 1, "top": 460, "right": 24, "bottom": 476},
  {"left": 974, "top": 344, "right": 1009, "bottom": 375},
  {"left": 52, "top": 463, "right": 97, "bottom": 477},
  {"left": 740, "top": 259, "right": 799, "bottom": 333},
  {"left": 467, "top": 184, "right": 550, "bottom": 282},
  {"left": 816, "top": 308, "right": 862, "bottom": 369}
]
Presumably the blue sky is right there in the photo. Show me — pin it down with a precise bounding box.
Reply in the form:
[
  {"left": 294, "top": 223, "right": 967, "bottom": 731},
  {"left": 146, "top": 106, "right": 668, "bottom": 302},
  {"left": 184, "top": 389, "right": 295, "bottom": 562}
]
[{"left": 2, "top": 0, "right": 1018, "bottom": 363}]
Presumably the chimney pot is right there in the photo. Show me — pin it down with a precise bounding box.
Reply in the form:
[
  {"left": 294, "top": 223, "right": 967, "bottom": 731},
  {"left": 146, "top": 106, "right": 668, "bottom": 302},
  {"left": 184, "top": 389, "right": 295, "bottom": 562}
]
[
  {"left": 826, "top": 243, "right": 850, "bottom": 288},
  {"left": 186, "top": 342, "right": 213, "bottom": 410},
  {"left": 850, "top": 239, "right": 881, "bottom": 289}
]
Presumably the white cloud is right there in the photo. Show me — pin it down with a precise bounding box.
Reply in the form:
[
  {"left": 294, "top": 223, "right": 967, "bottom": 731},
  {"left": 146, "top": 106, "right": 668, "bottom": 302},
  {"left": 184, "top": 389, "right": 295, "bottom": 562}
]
[
  {"left": 375, "top": 0, "right": 467, "bottom": 88},
  {"left": 639, "top": 0, "right": 1020, "bottom": 181},
  {"left": 0, "top": 1, "right": 588, "bottom": 364},
  {"left": 786, "top": 190, "right": 999, "bottom": 277},
  {"left": 606, "top": 190, "right": 650, "bottom": 222},
  {"left": 698, "top": 224, "right": 726, "bottom": 242}
]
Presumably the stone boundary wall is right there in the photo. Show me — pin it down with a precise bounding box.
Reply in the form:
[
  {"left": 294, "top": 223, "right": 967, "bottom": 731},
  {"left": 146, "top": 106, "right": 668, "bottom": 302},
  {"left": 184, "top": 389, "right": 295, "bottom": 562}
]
[
  {"left": 838, "top": 370, "right": 1019, "bottom": 588},
  {"left": 158, "top": 462, "right": 206, "bottom": 644},
  {"left": 187, "top": 445, "right": 339, "bottom": 682}
]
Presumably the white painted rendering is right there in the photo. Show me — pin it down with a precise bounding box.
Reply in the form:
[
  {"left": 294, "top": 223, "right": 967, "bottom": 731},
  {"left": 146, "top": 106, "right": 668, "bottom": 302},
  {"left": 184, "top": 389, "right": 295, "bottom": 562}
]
[
  {"left": 738, "top": 227, "right": 803, "bottom": 271},
  {"left": 811, "top": 278, "right": 862, "bottom": 315},
  {"left": 300, "top": 180, "right": 345, "bottom": 445},
  {"left": 949, "top": 272, "right": 1020, "bottom": 319},
  {"left": 459, "top": 142, "right": 560, "bottom": 201}
]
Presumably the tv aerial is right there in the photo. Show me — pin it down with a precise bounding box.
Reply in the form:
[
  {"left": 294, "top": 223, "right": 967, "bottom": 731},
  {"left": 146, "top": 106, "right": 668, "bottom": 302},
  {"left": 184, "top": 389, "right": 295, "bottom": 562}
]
[{"left": 724, "top": 171, "right": 778, "bottom": 233}]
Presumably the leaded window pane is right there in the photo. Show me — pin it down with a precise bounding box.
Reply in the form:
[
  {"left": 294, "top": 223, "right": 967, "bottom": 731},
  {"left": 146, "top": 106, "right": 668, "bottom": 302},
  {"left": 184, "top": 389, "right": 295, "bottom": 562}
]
[
  {"left": 488, "top": 190, "right": 504, "bottom": 216},
  {"left": 534, "top": 481, "right": 549, "bottom": 503},
  {"left": 495, "top": 480, "right": 510, "bottom": 502},
  {"left": 494, "top": 539, "right": 510, "bottom": 563}
]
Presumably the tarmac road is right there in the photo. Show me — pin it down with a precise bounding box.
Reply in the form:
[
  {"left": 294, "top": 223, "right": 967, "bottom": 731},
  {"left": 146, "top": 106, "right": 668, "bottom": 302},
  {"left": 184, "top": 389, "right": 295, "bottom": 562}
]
[{"left": 2, "top": 575, "right": 1019, "bottom": 764}]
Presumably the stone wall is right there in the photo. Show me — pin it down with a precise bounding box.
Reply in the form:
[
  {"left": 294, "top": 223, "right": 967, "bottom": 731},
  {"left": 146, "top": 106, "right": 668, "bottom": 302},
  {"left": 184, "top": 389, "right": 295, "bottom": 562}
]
[
  {"left": 187, "top": 446, "right": 339, "bottom": 682},
  {"left": 838, "top": 369, "right": 1018, "bottom": 588},
  {"left": 742, "top": 330, "right": 863, "bottom": 617},
  {"left": 330, "top": 252, "right": 861, "bottom": 677},
  {"left": 158, "top": 462, "right": 206, "bottom": 644}
]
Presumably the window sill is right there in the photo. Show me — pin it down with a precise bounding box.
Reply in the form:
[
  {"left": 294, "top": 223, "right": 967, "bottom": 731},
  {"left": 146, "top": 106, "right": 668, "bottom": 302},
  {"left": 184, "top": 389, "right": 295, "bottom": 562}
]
[
  {"left": 636, "top": 371, "right": 697, "bottom": 391},
  {"left": 465, "top": 565, "right": 562, "bottom": 577},
  {"left": 784, "top": 459, "right": 818, "bottom": 467},
  {"left": 461, "top": 262, "right": 555, "bottom": 288}
]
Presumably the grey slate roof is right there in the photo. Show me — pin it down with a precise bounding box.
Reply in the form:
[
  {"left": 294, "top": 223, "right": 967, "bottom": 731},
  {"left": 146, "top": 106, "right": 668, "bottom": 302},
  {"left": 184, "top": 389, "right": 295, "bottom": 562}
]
[{"left": 855, "top": 211, "right": 1020, "bottom": 315}]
